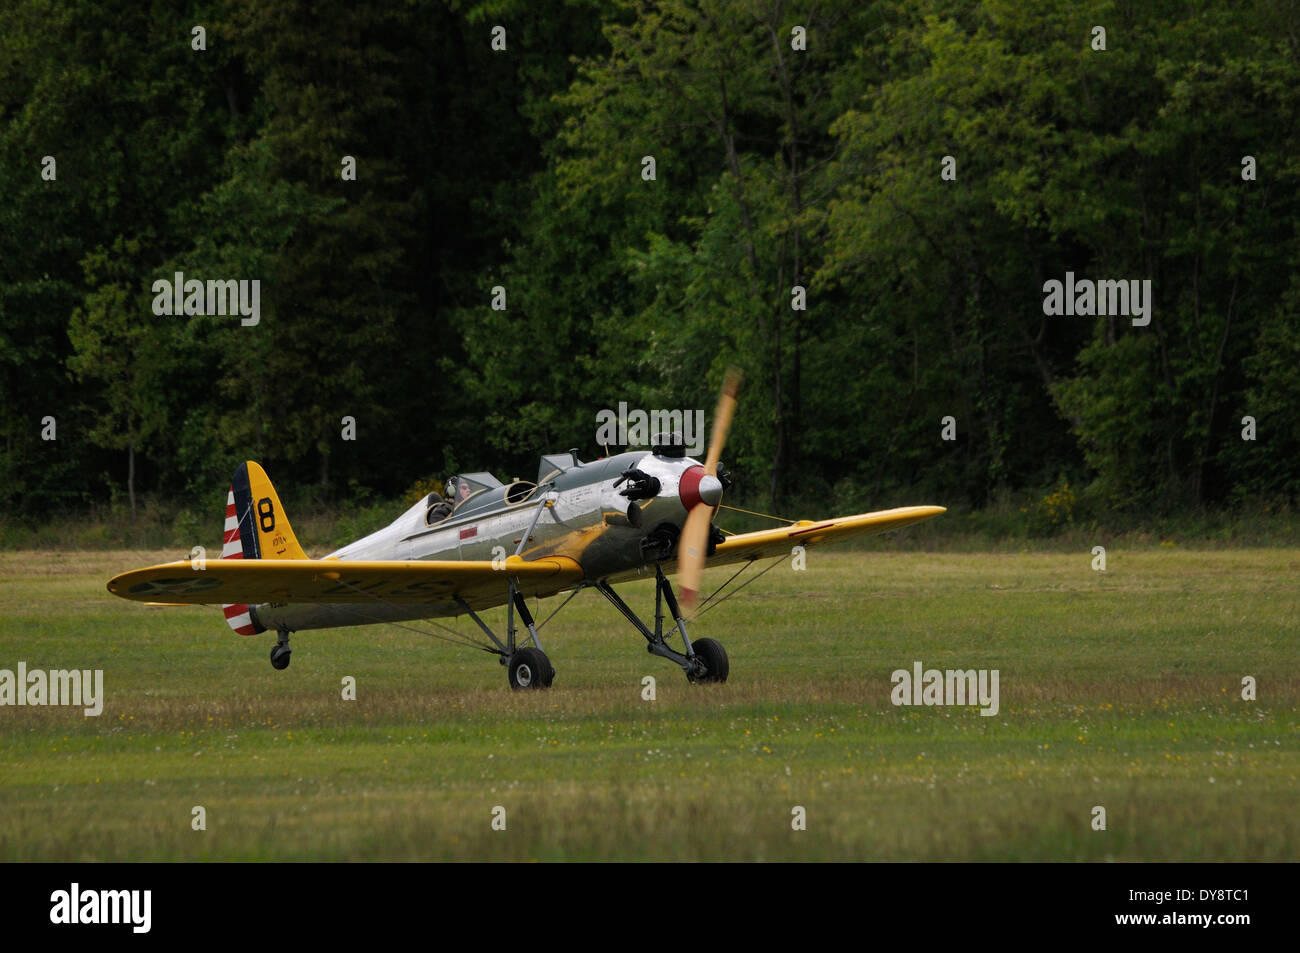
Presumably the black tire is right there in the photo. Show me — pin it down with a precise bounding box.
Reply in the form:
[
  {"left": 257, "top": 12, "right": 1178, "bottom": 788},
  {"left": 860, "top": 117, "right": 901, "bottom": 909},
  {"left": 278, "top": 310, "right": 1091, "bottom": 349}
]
[
  {"left": 688, "top": 637, "right": 728, "bottom": 684},
  {"left": 507, "top": 647, "right": 554, "bottom": 690},
  {"left": 270, "top": 645, "right": 291, "bottom": 670}
]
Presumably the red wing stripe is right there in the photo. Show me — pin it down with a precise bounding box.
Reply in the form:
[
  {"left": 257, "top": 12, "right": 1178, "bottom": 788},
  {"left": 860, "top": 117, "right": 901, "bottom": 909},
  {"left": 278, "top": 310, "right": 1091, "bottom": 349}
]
[{"left": 790, "top": 521, "right": 836, "bottom": 536}]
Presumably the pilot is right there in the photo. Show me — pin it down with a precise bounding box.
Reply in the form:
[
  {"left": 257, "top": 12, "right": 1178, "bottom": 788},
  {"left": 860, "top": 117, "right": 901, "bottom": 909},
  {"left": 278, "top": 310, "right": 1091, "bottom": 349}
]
[{"left": 444, "top": 476, "right": 474, "bottom": 506}]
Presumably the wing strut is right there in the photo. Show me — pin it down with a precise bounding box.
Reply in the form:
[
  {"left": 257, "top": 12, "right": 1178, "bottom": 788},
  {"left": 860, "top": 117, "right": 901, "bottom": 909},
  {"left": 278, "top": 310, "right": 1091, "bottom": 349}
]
[{"left": 690, "top": 554, "right": 786, "bottom": 621}]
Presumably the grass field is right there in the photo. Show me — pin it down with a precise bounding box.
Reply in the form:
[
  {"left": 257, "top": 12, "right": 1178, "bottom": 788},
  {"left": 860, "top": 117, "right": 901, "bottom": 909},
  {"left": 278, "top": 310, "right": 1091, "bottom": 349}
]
[{"left": 0, "top": 546, "right": 1295, "bottom": 861}]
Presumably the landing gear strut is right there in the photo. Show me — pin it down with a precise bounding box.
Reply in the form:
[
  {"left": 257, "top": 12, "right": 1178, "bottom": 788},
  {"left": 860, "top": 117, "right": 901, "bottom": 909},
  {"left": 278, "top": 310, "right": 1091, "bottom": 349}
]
[
  {"left": 595, "top": 565, "right": 728, "bottom": 684},
  {"left": 459, "top": 580, "right": 554, "bottom": 691},
  {"left": 269, "top": 628, "right": 291, "bottom": 670}
]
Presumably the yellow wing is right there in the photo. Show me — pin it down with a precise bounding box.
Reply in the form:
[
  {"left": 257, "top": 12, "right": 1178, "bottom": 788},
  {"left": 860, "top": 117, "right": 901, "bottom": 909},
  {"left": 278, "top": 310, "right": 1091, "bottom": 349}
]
[
  {"left": 597, "top": 505, "right": 944, "bottom": 585},
  {"left": 107, "top": 555, "right": 584, "bottom": 611},
  {"left": 706, "top": 505, "right": 945, "bottom": 566}
]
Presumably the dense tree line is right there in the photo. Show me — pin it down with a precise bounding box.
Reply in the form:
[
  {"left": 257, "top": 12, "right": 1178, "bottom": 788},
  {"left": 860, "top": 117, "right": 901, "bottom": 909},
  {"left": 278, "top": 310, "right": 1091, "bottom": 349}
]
[{"left": 2, "top": 0, "right": 1297, "bottom": 525}]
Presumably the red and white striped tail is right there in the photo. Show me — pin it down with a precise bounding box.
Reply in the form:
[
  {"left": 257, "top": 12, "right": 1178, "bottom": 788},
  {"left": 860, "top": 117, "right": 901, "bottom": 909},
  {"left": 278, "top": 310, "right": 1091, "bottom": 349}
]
[{"left": 220, "top": 486, "right": 260, "bottom": 635}]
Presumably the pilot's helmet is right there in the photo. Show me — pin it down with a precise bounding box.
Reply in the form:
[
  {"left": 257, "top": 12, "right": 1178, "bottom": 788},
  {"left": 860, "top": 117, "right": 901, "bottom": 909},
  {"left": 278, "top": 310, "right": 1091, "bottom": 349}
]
[{"left": 444, "top": 476, "right": 459, "bottom": 500}]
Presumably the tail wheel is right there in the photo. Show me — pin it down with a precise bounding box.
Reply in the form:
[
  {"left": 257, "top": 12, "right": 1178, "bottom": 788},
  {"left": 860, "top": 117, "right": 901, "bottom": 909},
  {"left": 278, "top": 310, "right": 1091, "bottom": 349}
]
[
  {"left": 508, "top": 647, "right": 554, "bottom": 691},
  {"left": 688, "top": 637, "right": 728, "bottom": 684},
  {"left": 269, "top": 644, "right": 291, "bottom": 670}
]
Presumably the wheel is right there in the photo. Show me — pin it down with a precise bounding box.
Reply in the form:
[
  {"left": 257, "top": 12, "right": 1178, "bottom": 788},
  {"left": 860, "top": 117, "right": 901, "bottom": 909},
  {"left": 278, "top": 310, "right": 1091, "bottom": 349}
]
[
  {"left": 507, "top": 647, "right": 554, "bottom": 690},
  {"left": 270, "top": 644, "right": 291, "bottom": 670},
  {"left": 687, "top": 637, "right": 728, "bottom": 684}
]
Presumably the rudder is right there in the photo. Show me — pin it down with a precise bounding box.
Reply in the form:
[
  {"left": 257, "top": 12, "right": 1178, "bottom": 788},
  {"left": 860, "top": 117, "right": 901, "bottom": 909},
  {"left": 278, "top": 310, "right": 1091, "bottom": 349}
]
[
  {"left": 229, "top": 460, "right": 307, "bottom": 561},
  {"left": 221, "top": 461, "right": 306, "bottom": 635}
]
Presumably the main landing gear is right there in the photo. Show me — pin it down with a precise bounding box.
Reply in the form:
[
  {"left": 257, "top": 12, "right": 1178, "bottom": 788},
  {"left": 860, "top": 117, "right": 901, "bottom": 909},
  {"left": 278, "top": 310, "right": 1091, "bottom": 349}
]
[
  {"left": 457, "top": 580, "right": 555, "bottom": 691},
  {"left": 262, "top": 569, "right": 722, "bottom": 690},
  {"left": 595, "top": 564, "right": 728, "bottom": 684},
  {"left": 507, "top": 646, "right": 554, "bottom": 690}
]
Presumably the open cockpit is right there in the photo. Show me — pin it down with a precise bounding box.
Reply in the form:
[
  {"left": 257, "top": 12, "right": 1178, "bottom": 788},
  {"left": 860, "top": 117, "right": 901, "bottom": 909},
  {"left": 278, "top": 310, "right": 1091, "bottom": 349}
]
[{"left": 423, "top": 466, "right": 558, "bottom": 527}]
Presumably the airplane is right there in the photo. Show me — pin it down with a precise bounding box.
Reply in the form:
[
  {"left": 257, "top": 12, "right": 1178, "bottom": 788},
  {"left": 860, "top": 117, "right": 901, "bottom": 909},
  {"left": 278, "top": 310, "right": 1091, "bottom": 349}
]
[{"left": 107, "top": 372, "right": 945, "bottom": 690}]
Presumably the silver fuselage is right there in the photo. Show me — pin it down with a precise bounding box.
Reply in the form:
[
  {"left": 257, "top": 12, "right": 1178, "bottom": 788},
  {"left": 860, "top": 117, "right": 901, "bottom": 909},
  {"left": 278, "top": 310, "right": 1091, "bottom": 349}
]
[{"left": 254, "top": 450, "right": 703, "bottom": 632}]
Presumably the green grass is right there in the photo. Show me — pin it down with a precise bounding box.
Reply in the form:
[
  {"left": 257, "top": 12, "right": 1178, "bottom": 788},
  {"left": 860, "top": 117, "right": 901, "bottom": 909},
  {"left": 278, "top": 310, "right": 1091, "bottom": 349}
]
[{"left": 0, "top": 547, "right": 1295, "bottom": 861}]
